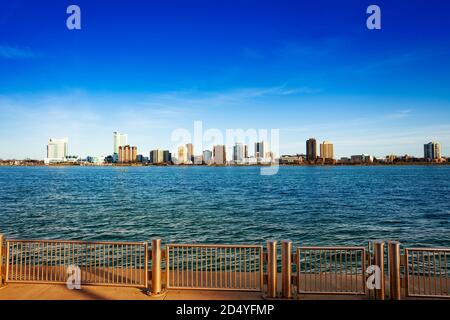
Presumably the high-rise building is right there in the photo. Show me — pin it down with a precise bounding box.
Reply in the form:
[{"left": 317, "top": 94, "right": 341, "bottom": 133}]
[
  {"left": 46, "top": 138, "right": 68, "bottom": 161},
  {"left": 163, "top": 150, "right": 172, "bottom": 164},
  {"left": 150, "top": 149, "right": 164, "bottom": 164},
  {"left": 306, "top": 138, "right": 317, "bottom": 161},
  {"left": 177, "top": 145, "right": 188, "bottom": 164},
  {"left": 119, "top": 145, "right": 137, "bottom": 163},
  {"left": 320, "top": 141, "right": 334, "bottom": 160},
  {"left": 233, "top": 143, "right": 246, "bottom": 163},
  {"left": 255, "top": 141, "right": 268, "bottom": 158},
  {"left": 424, "top": 142, "right": 442, "bottom": 160},
  {"left": 203, "top": 150, "right": 212, "bottom": 164},
  {"left": 113, "top": 132, "right": 128, "bottom": 155},
  {"left": 132, "top": 146, "right": 137, "bottom": 162},
  {"left": 213, "top": 145, "right": 226, "bottom": 164},
  {"left": 186, "top": 143, "right": 194, "bottom": 162}
]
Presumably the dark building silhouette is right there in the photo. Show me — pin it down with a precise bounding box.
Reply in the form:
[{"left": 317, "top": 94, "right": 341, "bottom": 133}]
[
  {"left": 306, "top": 138, "right": 317, "bottom": 161},
  {"left": 163, "top": 150, "right": 172, "bottom": 163}
]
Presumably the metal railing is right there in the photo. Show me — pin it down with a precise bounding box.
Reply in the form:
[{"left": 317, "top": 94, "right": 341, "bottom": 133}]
[
  {"left": 2, "top": 234, "right": 450, "bottom": 300},
  {"left": 165, "top": 244, "right": 264, "bottom": 291},
  {"left": 5, "top": 239, "right": 148, "bottom": 287},
  {"left": 296, "top": 246, "right": 366, "bottom": 295},
  {"left": 404, "top": 248, "right": 450, "bottom": 298}
]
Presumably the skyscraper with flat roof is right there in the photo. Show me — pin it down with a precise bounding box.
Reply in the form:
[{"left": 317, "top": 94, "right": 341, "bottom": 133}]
[
  {"left": 320, "top": 141, "right": 334, "bottom": 160},
  {"left": 177, "top": 145, "right": 188, "bottom": 164},
  {"left": 186, "top": 143, "right": 194, "bottom": 162},
  {"left": 424, "top": 142, "right": 442, "bottom": 160},
  {"left": 233, "top": 143, "right": 246, "bottom": 163},
  {"left": 306, "top": 138, "right": 317, "bottom": 161},
  {"left": 163, "top": 150, "right": 172, "bottom": 164},
  {"left": 46, "top": 138, "right": 68, "bottom": 161},
  {"left": 254, "top": 141, "right": 268, "bottom": 158},
  {"left": 213, "top": 145, "right": 226, "bottom": 164},
  {"left": 150, "top": 149, "right": 164, "bottom": 164},
  {"left": 113, "top": 132, "right": 128, "bottom": 155}
]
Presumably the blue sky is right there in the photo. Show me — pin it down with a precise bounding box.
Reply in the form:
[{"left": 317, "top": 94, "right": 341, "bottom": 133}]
[{"left": 1, "top": 0, "right": 450, "bottom": 159}]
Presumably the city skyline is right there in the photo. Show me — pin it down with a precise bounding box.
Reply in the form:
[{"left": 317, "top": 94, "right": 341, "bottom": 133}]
[
  {"left": 1, "top": 1, "right": 450, "bottom": 159},
  {"left": 40, "top": 132, "right": 446, "bottom": 165}
]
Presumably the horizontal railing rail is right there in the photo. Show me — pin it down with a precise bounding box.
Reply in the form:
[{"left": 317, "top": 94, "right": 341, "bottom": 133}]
[
  {"left": 5, "top": 239, "right": 148, "bottom": 288},
  {"left": 165, "top": 244, "right": 264, "bottom": 291},
  {"left": 296, "top": 246, "right": 366, "bottom": 295}
]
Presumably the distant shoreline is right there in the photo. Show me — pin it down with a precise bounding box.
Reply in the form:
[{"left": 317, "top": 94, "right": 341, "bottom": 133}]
[{"left": 0, "top": 162, "right": 449, "bottom": 167}]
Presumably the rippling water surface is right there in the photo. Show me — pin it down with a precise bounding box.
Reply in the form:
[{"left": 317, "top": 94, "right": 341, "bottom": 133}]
[{"left": 0, "top": 166, "right": 449, "bottom": 247}]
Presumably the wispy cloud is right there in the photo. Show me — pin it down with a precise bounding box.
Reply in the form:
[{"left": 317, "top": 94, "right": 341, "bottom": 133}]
[
  {"left": 0, "top": 45, "right": 38, "bottom": 59},
  {"left": 386, "top": 109, "right": 412, "bottom": 120},
  {"left": 146, "top": 85, "right": 319, "bottom": 104}
]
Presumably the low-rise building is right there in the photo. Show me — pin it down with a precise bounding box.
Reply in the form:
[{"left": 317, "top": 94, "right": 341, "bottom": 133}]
[
  {"left": 86, "top": 156, "right": 105, "bottom": 164},
  {"left": 351, "top": 154, "right": 374, "bottom": 163},
  {"left": 279, "top": 154, "right": 303, "bottom": 164}
]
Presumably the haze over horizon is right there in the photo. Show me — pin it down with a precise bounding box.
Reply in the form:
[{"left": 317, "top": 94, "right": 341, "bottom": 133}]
[{"left": 1, "top": 0, "right": 450, "bottom": 159}]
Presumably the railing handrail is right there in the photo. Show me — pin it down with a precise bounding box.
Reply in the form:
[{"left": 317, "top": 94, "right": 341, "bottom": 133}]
[
  {"left": 297, "top": 246, "right": 365, "bottom": 251},
  {"left": 405, "top": 247, "right": 450, "bottom": 252},
  {"left": 166, "top": 243, "right": 263, "bottom": 249},
  {"left": 6, "top": 239, "right": 146, "bottom": 246}
]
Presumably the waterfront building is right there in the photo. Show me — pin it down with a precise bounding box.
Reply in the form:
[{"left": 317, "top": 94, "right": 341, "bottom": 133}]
[
  {"left": 245, "top": 156, "right": 257, "bottom": 165},
  {"left": 86, "top": 156, "right": 105, "bottom": 164},
  {"left": 163, "top": 150, "right": 172, "bottom": 164},
  {"left": 279, "top": 154, "right": 303, "bottom": 164},
  {"left": 136, "top": 154, "right": 149, "bottom": 163},
  {"left": 113, "top": 132, "right": 128, "bottom": 155},
  {"left": 351, "top": 154, "right": 374, "bottom": 163},
  {"left": 150, "top": 149, "right": 164, "bottom": 164},
  {"left": 386, "top": 154, "right": 397, "bottom": 163},
  {"left": 233, "top": 143, "right": 246, "bottom": 163},
  {"left": 203, "top": 150, "right": 212, "bottom": 164},
  {"left": 213, "top": 145, "right": 226, "bottom": 164},
  {"left": 45, "top": 138, "right": 68, "bottom": 163},
  {"left": 186, "top": 143, "right": 194, "bottom": 162},
  {"left": 119, "top": 145, "right": 137, "bottom": 163},
  {"left": 177, "top": 145, "right": 188, "bottom": 164},
  {"left": 306, "top": 138, "right": 317, "bottom": 161},
  {"left": 320, "top": 141, "right": 334, "bottom": 160},
  {"left": 193, "top": 155, "right": 203, "bottom": 164},
  {"left": 254, "top": 141, "right": 268, "bottom": 159},
  {"left": 424, "top": 142, "right": 442, "bottom": 160},
  {"left": 66, "top": 155, "right": 80, "bottom": 163}
]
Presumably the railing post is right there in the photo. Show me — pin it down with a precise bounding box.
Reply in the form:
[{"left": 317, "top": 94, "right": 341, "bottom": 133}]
[
  {"left": 374, "top": 240, "right": 385, "bottom": 300},
  {"left": 266, "top": 240, "right": 278, "bottom": 298},
  {"left": 281, "top": 240, "right": 292, "bottom": 299},
  {"left": 0, "top": 234, "right": 4, "bottom": 285},
  {"left": 388, "top": 241, "right": 401, "bottom": 300},
  {"left": 150, "top": 238, "right": 162, "bottom": 295}
]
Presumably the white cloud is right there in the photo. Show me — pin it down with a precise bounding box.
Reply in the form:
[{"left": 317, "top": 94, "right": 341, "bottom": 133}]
[{"left": 0, "top": 45, "right": 38, "bottom": 59}]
